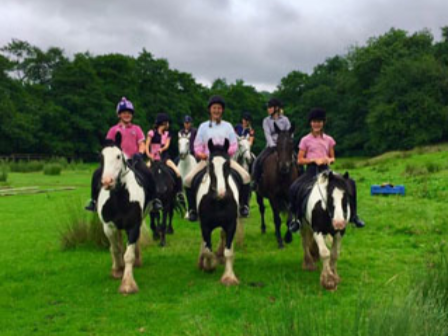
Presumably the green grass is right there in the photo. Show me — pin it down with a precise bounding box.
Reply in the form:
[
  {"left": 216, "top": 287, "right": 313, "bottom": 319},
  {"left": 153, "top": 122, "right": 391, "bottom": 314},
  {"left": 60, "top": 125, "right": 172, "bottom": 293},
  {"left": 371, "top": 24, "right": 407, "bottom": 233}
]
[{"left": 1, "top": 147, "right": 448, "bottom": 335}]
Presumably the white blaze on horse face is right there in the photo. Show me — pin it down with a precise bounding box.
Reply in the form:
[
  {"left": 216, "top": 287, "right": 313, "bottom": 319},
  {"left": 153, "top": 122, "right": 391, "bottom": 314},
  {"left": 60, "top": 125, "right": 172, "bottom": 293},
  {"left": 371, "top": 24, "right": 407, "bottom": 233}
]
[
  {"left": 178, "top": 136, "right": 190, "bottom": 159},
  {"left": 331, "top": 188, "right": 347, "bottom": 231},
  {"left": 214, "top": 157, "right": 227, "bottom": 199},
  {"left": 101, "top": 147, "right": 124, "bottom": 189}
]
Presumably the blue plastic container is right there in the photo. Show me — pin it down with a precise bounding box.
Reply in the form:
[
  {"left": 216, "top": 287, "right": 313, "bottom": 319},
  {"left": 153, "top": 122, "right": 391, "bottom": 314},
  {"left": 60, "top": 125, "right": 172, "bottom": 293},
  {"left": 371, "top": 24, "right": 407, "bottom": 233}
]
[{"left": 371, "top": 185, "right": 405, "bottom": 196}]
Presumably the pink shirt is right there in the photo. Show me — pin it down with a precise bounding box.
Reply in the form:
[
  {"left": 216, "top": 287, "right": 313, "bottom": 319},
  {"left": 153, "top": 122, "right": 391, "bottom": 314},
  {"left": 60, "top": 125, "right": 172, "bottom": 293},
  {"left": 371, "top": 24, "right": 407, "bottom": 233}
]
[
  {"left": 299, "top": 133, "right": 336, "bottom": 160},
  {"left": 106, "top": 123, "right": 145, "bottom": 158},
  {"left": 147, "top": 130, "right": 170, "bottom": 161}
]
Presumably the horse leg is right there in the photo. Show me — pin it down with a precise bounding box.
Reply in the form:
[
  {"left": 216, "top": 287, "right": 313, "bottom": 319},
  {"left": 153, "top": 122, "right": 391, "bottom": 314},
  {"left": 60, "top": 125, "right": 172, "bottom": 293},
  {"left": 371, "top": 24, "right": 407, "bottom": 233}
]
[
  {"left": 215, "top": 229, "right": 226, "bottom": 264},
  {"left": 119, "top": 225, "right": 141, "bottom": 294},
  {"left": 330, "top": 233, "right": 342, "bottom": 284},
  {"left": 103, "top": 224, "right": 124, "bottom": 279},
  {"left": 150, "top": 212, "right": 160, "bottom": 241},
  {"left": 284, "top": 211, "right": 293, "bottom": 244},
  {"left": 159, "top": 209, "right": 168, "bottom": 247},
  {"left": 269, "top": 199, "right": 284, "bottom": 249},
  {"left": 167, "top": 206, "right": 174, "bottom": 234},
  {"left": 198, "top": 227, "right": 217, "bottom": 272},
  {"left": 301, "top": 225, "right": 317, "bottom": 271},
  {"left": 256, "top": 193, "right": 266, "bottom": 234},
  {"left": 314, "top": 232, "right": 337, "bottom": 291},
  {"left": 134, "top": 226, "right": 142, "bottom": 268},
  {"left": 221, "top": 222, "right": 239, "bottom": 286}
]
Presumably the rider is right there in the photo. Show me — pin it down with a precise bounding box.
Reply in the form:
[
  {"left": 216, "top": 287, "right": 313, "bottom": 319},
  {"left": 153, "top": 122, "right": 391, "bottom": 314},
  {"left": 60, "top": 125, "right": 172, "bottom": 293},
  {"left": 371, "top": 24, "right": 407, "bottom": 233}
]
[
  {"left": 234, "top": 112, "right": 255, "bottom": 146},
  {"left": 85, "top": 97, "right": 160, "bottom": 212},
  {"left": 252, "top": 98, "right": 290, "bottom": 189},
  {"left": 146, "top": 112, "right": 185, "bottom": 204},
  {"left": 183, "top": 95, "right": 252, "bottom": 221},
  {"left": 178, "top": 115, "right": 197, "bottom": 157},
  {"left": 288, "top": 108, "right": 365, "bottom": 231}
]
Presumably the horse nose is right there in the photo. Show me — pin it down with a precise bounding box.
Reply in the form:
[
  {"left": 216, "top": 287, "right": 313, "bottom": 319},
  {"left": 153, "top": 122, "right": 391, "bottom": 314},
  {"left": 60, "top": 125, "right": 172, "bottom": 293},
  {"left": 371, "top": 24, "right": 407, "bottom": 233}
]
[
  {"left": 217, "top": 190, "right": 226, "bottom": 199},
  {"left": 102, "top": 176, "right": 114, "bottom": 189},
  {"left": 332, "top": 219, "right": 347, "bottom": 231}
]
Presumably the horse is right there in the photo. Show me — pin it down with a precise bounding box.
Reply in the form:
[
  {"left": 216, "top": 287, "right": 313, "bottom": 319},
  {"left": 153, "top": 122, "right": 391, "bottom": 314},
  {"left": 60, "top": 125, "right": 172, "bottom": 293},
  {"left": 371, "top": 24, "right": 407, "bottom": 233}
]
[
  {"left": 97, "top": 132, "right": 156, "bottom": 294},
  {"left": 147, "top": 160, "right": 184, "bottom": 247},
  {"left": 195, "top": 139, "right": 241, "bottom": 286},
  {"left": 254, "top": 124, "right": 298, "bottom": 248},
  {"left": 177, "top": 133, "right": 197, "bottom": 182},
  {"left": 233, "top": 135, "right": 255, "bottom": 173},
  {"left": 295, "top": 170, "right": 352, "bottom": 291}
]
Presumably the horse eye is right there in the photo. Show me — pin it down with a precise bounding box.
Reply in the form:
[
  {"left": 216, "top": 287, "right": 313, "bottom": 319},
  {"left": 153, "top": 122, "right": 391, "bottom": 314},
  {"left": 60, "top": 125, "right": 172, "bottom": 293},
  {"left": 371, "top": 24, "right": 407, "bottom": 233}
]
[{"left": 117, "top": 155, "right": 121, "bottom": 160}]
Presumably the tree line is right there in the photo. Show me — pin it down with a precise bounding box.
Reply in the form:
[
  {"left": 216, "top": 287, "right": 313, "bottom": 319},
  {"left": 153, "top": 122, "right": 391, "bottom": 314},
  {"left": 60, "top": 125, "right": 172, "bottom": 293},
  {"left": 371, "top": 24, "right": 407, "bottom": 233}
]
[{"left": 1, "top": 27, "right": 447, "bottom": 159}]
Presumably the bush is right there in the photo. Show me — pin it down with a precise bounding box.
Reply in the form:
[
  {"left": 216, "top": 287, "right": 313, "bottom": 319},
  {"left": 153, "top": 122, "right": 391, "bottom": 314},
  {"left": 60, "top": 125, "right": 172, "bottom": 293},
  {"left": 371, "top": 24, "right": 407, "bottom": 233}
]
[
  {"left": 425, "top": 162, "right": 441, "bottom": 174},
  {"left": 43, "top": 163, "right": 62, "bottom": 175},
  {"left": 9, "top": 160, "right": 44, "bottom": 173}
]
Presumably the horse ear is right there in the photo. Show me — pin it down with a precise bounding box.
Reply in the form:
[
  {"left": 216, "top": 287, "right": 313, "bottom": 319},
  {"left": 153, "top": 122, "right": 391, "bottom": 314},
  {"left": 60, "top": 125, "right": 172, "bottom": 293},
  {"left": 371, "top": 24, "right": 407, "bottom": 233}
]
[
  {"left": 328, "top": 171, "right": 334, "bottom": 179},
  {"left": 115, "top": 132, "right": 122, "bottom": 148},
  {"left": 223, "top": 138, "right": 230, "bottom": 152},
  {"left": 343, "top": 171, "right": 350, "bottom": 179},
  {"left": 289, "top": 122, "right": 295, "bottom": 135},
  {"left": 274, "top": 122, "right": 281, "bottom": 134},
  {"left": 98, "top": 131, "right": 106, "bottom": 147},
  {"left": 208, "top": 139, "right": 215, "bottom": 153}
]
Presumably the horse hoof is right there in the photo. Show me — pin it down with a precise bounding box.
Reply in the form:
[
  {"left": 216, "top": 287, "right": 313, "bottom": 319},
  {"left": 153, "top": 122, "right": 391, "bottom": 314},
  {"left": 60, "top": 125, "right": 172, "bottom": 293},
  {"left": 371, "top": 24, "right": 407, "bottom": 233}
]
[
  {"left": 284, "top": 231, "right": 293, "bottom": 244},
  {"left": 302, "top": 262, "right": 317, "bottom": 272},
  {"left": 221, "top": 276, "right": 240, "bottom": 286},
  {"left": 119, "top": 280, "right": 139, "bottom": 294},
  {"left": 111, "top": 268, "right": 124, "bottom": 279},
  {"left": 321, "top": 273, "right": 338, "bottom": 291}
]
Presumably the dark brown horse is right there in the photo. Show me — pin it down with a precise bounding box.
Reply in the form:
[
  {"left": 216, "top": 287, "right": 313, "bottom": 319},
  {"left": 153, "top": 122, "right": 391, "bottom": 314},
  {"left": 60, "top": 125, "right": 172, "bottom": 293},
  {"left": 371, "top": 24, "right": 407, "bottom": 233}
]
[{"left": 255, "top": 124, "right": 299, "bottom": 248}]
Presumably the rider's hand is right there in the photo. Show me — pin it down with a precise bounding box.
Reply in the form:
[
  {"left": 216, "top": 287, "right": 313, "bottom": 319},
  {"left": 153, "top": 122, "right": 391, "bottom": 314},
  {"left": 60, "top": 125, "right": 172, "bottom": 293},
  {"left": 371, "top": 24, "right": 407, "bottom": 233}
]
[{"left": 197, "top": 153, "right": 208, "bottom": 161}]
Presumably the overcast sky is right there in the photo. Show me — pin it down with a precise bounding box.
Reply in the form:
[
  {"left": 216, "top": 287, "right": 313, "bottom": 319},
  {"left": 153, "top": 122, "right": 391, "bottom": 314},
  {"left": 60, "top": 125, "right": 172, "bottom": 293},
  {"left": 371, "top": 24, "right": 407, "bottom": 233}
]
[{"left": 2, "top": 0, "right": 447, "bottom": 91}]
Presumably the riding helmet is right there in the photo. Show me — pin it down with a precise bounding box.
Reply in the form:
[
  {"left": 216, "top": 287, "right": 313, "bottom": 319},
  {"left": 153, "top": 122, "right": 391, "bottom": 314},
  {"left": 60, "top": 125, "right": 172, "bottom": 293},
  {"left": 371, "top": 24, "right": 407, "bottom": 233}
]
[
  {"left": 207, "top": 95, "right": 226, "bottom": 110},
  {"left": 116, "top": 97, "right": 135, "bottom": 115},
  {"left": 184, "top": 115, "right": 193, "bottom": 123},
  {"left": 155, "top": 112, "right": 170, "bottom": 125},
  {"left": 308, "top": 108, "right": 326, "bottom": 123},
  {"left": 267, "top": 98, "right": 283, "bottom": 108},
  {"left": 242, "top": 112, "right": 252, "bottom": 121}
]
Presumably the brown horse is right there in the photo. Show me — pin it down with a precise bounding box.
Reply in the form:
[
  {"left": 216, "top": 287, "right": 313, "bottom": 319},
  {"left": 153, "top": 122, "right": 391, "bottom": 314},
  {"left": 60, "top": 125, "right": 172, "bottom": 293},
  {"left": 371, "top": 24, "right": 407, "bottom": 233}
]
[{"left": 254, "top": 124, "right": 299, "bottom": 248}]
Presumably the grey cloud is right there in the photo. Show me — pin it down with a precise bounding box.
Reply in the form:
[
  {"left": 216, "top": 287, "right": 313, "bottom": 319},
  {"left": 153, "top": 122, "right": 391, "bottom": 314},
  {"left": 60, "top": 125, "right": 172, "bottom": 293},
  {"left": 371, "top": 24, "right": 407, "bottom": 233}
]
[{"left": 2, "top": 0, "right": 448, "bottom": 91}]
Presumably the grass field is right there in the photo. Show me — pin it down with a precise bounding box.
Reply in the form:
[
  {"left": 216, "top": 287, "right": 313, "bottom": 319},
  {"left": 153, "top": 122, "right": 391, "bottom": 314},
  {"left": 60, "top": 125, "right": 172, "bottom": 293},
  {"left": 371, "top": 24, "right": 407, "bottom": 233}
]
[{"left": 1, "top": 145, "right": 448, "bottom": 335}]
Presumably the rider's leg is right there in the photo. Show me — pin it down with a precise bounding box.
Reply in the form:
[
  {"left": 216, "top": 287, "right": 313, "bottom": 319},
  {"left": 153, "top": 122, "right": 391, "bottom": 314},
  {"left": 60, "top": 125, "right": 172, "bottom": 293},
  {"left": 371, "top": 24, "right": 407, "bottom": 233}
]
[
  {"left": 347, "top": 178, "right": 365, "bottom": 228},
  {"left": 230, "top": 160, "right": 251, "bottom": 217},
  {"left": 166, "top": 159, "right": 185, "bottom": 205},
  {"left": 184, "top": 160, "right": 207, "bottom": 221},
  {"left": 85, "top": 167, "right": 102, "bottom": 211},
  {"left": 251, "top": 147, "right": 275, "bottom": 189},
  {"left": 288, "top": 172, "right": 312, "bottom": 232}
]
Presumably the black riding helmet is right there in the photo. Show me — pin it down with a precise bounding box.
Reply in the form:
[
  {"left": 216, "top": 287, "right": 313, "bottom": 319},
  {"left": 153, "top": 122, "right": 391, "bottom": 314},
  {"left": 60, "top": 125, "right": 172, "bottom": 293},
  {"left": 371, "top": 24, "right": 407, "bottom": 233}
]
[
  {"left": 155, "top": 112, "right": 170, "bottom": 126},
  {"left": 208, "top": 95, "right": 226, "bottom": 110},
  {"left": 267, "top": 98, "right": 283, "bottom": 108},
  {"left": 242, "top": 112, "right": 252, "bottom": 121},
  {"left": 308, "top": 108, "right": 326, "bottom": 123}
]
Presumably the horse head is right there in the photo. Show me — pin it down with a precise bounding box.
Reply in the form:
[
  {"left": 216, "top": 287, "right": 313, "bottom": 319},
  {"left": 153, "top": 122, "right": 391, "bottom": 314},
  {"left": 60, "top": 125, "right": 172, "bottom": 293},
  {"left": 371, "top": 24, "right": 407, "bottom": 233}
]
[
  {"left": 323, "top": 171, "right": 351, "bottom": 231},
  {"left": 100, "top": 132, "right": 127, "bottom": 190},
  {"left": 274, "top": 123, "right": 295, "bottom": 175},
  {"left": 236, "top": 135, "right": 252, "bottom": 163},
  {"left": 178, "top": 133, "right": 191, "bottom": 160},
  {"left": 207, "top": 139, "right": 231, "bottom": 200}
]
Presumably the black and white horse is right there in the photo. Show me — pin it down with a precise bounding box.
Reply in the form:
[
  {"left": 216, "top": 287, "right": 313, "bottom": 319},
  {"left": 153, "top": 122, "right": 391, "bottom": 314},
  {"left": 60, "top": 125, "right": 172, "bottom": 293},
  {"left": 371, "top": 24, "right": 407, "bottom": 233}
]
[
  {"left": 196, "top": 139, "right": 241, "bottom": 286},
  {"left": 295, "top": 171, "right": 351, "bottom": 291},
  {"left": 97, "top": 132, "right": 155, "bottom": 294}
]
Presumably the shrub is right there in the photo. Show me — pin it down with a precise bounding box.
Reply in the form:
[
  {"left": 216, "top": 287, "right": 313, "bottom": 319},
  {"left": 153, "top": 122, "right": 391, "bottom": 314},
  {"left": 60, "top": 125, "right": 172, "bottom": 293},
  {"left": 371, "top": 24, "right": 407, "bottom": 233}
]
[
  {"left": 43, "top": 163, "right": 62, "bottom": 175},
  {"left": 425, "top": 162, "right": 441, "bottom": 174},
  {"left": 0, "top": 164, "right": 8, "bottom": 182},
  {"left": 9, "top": 160, "right": 44, "bottom": 173}
]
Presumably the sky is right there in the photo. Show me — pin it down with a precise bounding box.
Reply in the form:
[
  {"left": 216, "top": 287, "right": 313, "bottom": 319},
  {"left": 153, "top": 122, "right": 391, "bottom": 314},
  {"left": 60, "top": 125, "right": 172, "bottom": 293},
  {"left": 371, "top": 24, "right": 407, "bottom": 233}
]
[{"left": 2, "top": 0, "right": 447, "bottom": 91}]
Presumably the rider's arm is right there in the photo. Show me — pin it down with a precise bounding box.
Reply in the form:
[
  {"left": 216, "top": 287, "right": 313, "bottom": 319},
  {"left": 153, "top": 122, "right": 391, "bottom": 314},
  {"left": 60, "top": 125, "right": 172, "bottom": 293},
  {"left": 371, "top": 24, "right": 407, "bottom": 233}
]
[
  {"left": 145, "top": 134, "right": 153, "bottom": 159},
  {"left": 136, "top": 127, "right": 146, "bottom": 154},
  {"left": 194, "top": 125, "right": 208, "bottom": 160},
  {"left": 249, "top": 129, "right": 255, "bottom": 147},
  {"left": 298, "top": 149, "right": 315, "bottom": 165},
  {"left": 327, "top": 147, "right": 335, "bottom": 164},
  {"left": 263, "top": 119, "right": 275, "bottom": 147}
]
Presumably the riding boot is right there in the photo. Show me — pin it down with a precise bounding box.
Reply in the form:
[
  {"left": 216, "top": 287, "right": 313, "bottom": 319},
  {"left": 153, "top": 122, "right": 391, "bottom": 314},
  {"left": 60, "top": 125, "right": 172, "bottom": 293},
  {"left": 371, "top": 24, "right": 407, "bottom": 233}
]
[
  {"left": 185, "top": 187, "right": 197, "bottom": 222},
  {"left": 175, "top": 176, "right": 186, "bottom": 207},
  {"left": 347, "top": 178, "right": 365, "bottom": 228},
  {"left": 239, "top": 183, "right": 251, "bottom": 217}
]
